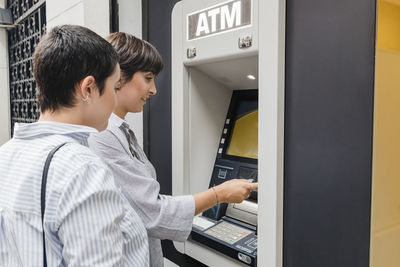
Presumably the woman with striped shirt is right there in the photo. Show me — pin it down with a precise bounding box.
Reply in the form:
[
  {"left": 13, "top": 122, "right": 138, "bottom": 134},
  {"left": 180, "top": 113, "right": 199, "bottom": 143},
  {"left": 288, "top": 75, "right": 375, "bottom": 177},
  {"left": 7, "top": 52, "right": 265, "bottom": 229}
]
[{"left": 0, "top": 25, "right": 149, "bottom": 266}]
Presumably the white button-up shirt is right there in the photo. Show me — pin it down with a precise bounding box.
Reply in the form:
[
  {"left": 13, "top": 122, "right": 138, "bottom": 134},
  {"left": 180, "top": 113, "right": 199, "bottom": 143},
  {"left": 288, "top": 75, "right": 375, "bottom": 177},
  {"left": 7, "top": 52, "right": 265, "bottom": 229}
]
[
  {"left": 88, "top": 113, "right": 195, "bottom": 267},
  {"left": 0, "top": 121, "right": 149, "bottom": 266}
]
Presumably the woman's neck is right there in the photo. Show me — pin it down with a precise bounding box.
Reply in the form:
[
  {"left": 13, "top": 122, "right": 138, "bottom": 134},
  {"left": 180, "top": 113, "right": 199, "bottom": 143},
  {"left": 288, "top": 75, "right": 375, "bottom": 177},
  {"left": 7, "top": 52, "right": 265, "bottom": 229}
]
[
  {"left": 39, "top": 108, "right": 84, "bottom": 125},
  {"left": 113, "top": 106, "right": 128, "bottom": 119}
]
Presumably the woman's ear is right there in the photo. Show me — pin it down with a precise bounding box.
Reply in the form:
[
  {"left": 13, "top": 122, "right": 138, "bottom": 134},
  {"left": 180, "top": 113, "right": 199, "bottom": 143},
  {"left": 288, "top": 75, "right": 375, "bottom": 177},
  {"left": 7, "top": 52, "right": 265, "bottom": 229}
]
[{"left": 78, "top": 76, "right": 96, "bottom": 102}]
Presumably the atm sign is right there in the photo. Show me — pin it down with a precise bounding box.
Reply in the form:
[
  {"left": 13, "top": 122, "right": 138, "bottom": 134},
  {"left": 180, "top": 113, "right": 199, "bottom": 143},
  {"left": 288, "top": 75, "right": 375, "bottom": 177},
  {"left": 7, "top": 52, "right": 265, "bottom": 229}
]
[{"left": 187, "top": 0, "right": 251, "bottom": 41}]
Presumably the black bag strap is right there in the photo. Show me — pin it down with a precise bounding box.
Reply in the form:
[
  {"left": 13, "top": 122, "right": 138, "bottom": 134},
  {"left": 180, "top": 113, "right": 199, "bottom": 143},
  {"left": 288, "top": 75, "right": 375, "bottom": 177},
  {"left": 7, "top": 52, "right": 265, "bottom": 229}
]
[{"left": 41, "top": 143, "right": 67, "bottom": 267}]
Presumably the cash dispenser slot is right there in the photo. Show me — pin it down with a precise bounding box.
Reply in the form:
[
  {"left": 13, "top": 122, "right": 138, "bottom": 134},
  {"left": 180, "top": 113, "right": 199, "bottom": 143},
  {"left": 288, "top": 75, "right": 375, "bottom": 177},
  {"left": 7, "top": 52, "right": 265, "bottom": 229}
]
[
  {"left": 226, "top": 200, "right": 258, "bottom": 227},
  {"left": 190, "top": 90, "right": 258, "bottom": 266}
]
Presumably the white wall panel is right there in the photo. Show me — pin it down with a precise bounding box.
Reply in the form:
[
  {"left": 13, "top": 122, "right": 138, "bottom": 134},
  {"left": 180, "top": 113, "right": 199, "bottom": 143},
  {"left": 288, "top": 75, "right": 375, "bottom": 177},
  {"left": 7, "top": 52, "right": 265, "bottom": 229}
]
[
  {"left": 0, "top": 0, "right": 11, "bottom": 144},
  {"left": 46, "top": 1, "right": 84, "bottom": 30},
  {"left": 46, "top": 0, "right": 81, "bottom": 22},
  {"left": 0, "top": 67, "right": 11, "bottom": 145},
  {"left": 0, "top": 26, "right": 7, "bottom": 68},
  {"left": 84, "top": 0, "right": 110, "bottom": 38},
  {"left": 47, "top": 0, "right": 109, "bottom": 38}
]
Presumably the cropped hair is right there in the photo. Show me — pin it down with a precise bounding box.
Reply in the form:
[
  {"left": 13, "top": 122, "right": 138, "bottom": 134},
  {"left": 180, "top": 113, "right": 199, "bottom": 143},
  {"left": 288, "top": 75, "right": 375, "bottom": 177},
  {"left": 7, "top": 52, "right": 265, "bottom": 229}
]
[
  {"left": 34, "top": 25, "right": 119, "bottom": 112},
  {"left": 106, "top": 32, "right": 163, "bottom": 85}
]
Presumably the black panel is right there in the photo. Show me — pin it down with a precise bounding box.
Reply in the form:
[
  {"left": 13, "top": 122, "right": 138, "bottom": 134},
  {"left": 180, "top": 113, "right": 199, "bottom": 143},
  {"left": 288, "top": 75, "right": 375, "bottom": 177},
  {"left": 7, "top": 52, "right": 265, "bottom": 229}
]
[
  {"left": 110, "top": 0, "right": 119, "bottom": 33},
  {"left": 284, "top": 0, "right": 376, "bottom": 266},
  {"left": 7, "top": 0, "right": 46, "bottom": 135}
]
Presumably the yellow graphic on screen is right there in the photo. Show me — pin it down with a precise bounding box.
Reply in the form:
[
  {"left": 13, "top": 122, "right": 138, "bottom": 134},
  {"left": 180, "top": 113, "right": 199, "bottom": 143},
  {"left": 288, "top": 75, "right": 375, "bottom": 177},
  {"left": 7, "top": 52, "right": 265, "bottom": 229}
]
[{"left": 226, "top": 110, "right": 258, "bottom": 159}]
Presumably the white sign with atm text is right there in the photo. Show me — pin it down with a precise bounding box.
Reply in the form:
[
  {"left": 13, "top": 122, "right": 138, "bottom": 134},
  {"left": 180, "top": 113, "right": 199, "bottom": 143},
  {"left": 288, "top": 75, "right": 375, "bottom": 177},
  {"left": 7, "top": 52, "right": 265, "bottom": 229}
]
[{"left": 187, "top": 0, "right": 252, "bottom": 41}]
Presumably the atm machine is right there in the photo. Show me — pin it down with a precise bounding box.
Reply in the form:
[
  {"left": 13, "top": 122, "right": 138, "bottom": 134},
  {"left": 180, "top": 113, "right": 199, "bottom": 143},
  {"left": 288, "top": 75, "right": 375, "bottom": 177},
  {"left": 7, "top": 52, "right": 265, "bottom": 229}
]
[{"left": 171, "top": 0, "right": 285, "bottom": 266}]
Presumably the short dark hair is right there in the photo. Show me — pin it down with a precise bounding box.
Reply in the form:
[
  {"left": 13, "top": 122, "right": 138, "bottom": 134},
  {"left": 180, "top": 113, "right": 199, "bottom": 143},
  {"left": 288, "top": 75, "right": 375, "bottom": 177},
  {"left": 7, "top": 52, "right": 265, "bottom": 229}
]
[
  {"left": 34, "top": 25, "right": 119, "bottom": 112},
  {"left": 106, "top": 32, "right": 163, "bottom": 85}
]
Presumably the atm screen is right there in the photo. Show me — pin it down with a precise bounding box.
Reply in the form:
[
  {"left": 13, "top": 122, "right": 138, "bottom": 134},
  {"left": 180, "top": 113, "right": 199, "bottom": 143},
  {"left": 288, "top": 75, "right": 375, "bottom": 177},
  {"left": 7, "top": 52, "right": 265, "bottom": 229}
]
[{"left": 226, "top": 110, "right": 258, "bottom": 159}]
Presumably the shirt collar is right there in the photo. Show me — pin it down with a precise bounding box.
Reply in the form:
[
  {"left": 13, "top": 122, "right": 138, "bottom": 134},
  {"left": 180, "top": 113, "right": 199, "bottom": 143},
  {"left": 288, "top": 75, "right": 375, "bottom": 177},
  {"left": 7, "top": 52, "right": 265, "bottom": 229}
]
[
  {"left": 13, "top": 121, "right": 98, "bottom": 140},
  {"left": 109, "top": 113, "right": 130, "bottom": 130}
]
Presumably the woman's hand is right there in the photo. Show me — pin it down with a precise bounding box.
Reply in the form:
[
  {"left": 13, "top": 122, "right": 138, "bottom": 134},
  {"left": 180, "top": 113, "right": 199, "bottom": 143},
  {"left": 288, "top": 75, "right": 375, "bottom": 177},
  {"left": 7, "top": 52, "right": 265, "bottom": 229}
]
[
  {"left": 193, "top": 179, "right": 258, "bottom": 215},
  {"left": 214, "top": 179, "right": 258, "bottom": 204}
]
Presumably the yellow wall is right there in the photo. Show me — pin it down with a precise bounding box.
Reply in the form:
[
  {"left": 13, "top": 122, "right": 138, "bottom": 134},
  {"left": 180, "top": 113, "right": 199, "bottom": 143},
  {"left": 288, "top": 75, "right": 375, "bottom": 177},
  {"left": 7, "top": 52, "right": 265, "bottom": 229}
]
[
  {"left": 370, "top": 1, "right": 400, "bottom": 266},
  {"left": 376, "top": 1, "right": 400, "bottom": 51}
]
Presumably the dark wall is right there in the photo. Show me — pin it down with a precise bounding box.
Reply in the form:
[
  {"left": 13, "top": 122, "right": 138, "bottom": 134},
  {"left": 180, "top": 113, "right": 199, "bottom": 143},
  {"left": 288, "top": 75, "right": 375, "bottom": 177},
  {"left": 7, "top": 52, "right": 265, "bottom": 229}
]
[{"left": 284, "top": 0, "right": 376, "bottom": 266}]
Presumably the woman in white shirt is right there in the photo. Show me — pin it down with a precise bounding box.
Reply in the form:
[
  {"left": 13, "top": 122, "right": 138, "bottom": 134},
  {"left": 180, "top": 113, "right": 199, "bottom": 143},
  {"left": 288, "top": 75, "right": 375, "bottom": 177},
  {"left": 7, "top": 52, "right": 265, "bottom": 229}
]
[{"left": 88, "top": 32, "right": 258, "bottom": 267}]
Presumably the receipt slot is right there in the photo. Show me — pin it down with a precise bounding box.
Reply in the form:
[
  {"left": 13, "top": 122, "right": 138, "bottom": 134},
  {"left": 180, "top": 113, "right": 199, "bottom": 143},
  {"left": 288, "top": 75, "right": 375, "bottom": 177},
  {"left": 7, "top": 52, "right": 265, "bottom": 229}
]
[{"left": 171, "top": 0, "right": 285, "bottom": 266}]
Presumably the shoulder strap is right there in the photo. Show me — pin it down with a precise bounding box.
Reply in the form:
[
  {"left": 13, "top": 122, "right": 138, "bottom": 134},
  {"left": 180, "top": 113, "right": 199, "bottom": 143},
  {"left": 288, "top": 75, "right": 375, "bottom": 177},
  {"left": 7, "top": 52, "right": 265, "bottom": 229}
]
[{"left": 41, "top": 143, "right": 67, "bottom": 266}]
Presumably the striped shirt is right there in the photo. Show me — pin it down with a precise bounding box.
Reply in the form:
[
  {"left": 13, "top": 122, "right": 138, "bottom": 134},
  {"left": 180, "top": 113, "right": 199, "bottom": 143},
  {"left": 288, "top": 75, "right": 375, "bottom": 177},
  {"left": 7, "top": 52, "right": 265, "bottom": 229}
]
[{"left": 0, "top": 121, "right": 149, "bottom": 266}]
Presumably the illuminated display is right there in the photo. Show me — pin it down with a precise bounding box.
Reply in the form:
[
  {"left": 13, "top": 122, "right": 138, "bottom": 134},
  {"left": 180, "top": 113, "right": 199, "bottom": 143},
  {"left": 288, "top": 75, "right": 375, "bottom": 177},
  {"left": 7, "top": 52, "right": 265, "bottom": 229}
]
[{"left": 226, "top": 110, "right": 258, "bottom": 159}]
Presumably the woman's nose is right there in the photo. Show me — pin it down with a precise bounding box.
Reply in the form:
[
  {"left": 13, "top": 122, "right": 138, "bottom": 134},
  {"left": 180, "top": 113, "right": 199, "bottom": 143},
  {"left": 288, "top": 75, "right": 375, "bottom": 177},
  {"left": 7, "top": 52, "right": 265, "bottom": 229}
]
[{"left": 150, "top": 83, "right": 157, "bottom": 95}]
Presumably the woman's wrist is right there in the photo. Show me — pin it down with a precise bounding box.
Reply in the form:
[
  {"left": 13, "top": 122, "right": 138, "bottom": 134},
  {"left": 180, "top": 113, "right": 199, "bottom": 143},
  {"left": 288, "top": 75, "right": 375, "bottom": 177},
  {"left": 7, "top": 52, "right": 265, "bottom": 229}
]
[
  {"left": 213, "top": 184, "right": 226, "bottom": 203},
  {"left": 211, "top": 187, "right": 219, "bottom": 205}
]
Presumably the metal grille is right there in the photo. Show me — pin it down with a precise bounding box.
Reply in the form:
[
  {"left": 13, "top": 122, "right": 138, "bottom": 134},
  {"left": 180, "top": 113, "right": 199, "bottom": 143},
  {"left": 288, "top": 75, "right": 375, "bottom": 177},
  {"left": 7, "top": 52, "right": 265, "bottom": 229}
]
[{"left": 7, "top": 0, "right": 46, "bottom": 134}]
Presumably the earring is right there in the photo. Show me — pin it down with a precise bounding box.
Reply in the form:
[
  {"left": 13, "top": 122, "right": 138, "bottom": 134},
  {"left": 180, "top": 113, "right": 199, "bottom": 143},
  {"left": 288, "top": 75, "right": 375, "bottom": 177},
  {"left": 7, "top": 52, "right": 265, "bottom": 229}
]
[{"left": 82, "top": 96, "right": 90, "bottom": 103}]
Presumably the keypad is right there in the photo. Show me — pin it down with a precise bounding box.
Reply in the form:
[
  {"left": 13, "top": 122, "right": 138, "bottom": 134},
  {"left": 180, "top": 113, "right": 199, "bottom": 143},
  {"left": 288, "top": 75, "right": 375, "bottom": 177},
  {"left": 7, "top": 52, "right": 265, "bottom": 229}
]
[{"left": 204, "top": 221, "right": 252, "bottom": 245}]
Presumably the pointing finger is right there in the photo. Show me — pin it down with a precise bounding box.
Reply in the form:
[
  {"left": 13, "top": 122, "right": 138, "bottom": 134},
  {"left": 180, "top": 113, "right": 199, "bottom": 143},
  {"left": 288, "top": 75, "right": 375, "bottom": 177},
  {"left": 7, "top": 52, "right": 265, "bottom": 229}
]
[{"left": 250, "top": 182, "right": 258, "bottom": 190}]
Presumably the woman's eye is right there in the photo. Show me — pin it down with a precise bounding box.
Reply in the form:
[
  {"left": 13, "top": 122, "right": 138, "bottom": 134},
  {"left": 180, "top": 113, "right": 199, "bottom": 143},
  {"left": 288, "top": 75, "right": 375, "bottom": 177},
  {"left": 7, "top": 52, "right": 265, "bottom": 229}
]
[{"left": 146, "top": 77, "right": 153, "bottom": 81}]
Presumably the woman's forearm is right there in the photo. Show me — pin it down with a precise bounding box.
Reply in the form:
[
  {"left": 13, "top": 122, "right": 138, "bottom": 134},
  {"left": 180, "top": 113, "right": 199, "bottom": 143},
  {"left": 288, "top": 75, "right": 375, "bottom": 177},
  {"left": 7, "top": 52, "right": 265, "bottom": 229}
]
[{"left": 193, "top": 188, "right": 218, "bottom": 215}]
